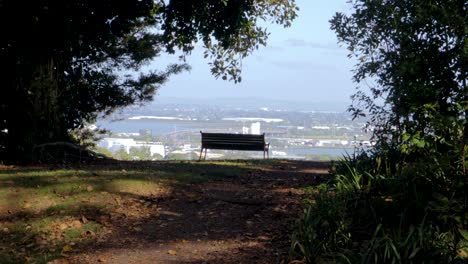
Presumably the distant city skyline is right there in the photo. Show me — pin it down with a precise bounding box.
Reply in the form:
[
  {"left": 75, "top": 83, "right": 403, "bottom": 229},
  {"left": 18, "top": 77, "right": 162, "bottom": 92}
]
[{"left": 149, "top": 0, "right": 356, "bottom": 104}]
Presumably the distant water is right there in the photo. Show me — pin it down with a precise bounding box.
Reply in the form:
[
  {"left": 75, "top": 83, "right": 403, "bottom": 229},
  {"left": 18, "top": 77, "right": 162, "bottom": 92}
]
[
  {"left": 284, "top": 147, "right": 355, "bottom": 157},
  {"left": 96, "top": 120, "right": 196, "bottom": 134}
]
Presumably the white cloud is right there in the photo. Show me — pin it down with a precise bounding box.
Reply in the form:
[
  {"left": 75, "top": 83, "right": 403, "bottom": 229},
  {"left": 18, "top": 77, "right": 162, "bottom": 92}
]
[{"left": 285, "top": 38, "right": 344, "bottom": 51}]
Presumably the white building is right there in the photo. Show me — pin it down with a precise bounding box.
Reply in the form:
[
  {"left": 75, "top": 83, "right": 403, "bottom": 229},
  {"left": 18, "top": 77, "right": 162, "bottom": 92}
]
[
  {"left": 312, "top": 126, "right": 331, "bottom": 130},
  {"left": 242, "top": 122, "right": 261, "bottom": 134},
  {"left": 145, "top": 143, "right": 165, "bottom": 157},
  {"left": 315, "top": 139, "right": 350, "bottom": 147},
  {"left": 98, "top": 138, "right": 165, "bottom": 157},
  {"left": 99, "top": 138, "right": 135, "bottom": 153},
  {"left": 250, "top": 122, "right": 261, "bottom": 134}
]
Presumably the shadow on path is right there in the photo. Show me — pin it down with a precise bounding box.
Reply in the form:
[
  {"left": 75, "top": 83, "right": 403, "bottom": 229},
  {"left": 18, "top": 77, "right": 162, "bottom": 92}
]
[{"left": 1, "top": 160, "right": 330, "bottom": 264}]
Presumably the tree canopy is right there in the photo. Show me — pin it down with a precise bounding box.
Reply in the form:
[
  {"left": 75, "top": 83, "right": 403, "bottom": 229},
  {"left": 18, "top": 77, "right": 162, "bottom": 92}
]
[
  {"left": 0, "top": 0, "right": 297, "bottom": 161},
  {"left": 289, "top": 3, "right": 467, "bottom": 262},
  {"left": 331, "top": 0, "right": 467, "bottom": 157}
]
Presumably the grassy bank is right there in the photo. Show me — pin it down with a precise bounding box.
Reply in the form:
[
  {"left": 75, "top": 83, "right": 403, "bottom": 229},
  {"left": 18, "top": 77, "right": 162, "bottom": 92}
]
[{"left": 0, "top": 160, "right": 272, "bottom": 263}]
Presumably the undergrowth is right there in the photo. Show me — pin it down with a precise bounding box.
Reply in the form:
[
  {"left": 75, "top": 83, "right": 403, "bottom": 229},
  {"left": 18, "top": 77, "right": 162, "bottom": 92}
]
[{"left": 290, "top": 150, "right": 468, "bottom": 264}]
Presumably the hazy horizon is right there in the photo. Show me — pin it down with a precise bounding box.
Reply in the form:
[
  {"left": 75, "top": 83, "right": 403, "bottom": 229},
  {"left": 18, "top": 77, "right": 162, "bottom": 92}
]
[{"left": 140, "top": 96, "right": 352, "bottom": 113}]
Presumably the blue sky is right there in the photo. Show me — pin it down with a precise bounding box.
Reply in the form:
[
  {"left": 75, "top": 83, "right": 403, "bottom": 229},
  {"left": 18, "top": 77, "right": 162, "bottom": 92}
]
[{"left": 152, "top": 0, "right": 355, "bottom": 104}]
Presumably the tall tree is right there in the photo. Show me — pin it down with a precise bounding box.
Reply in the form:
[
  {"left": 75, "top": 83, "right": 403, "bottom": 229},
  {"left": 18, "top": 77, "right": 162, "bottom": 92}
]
[
  {"left": 331, "top": 0, "right": 467, "bottom": 157},
  {"left": 0, "top": 0, "right": 297, "bottom": 161}
]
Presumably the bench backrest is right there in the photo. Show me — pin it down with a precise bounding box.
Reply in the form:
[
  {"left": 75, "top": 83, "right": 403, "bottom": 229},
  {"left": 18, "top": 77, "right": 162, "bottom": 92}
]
[{"left": 201, "top": 132, "right": 266, "bottom": 151}]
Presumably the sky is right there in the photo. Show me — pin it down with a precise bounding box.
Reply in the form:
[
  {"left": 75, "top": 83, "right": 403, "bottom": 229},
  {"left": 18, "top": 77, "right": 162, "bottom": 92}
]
[{"left": 151, "top": 0, "right": 355, "bottom": 105}]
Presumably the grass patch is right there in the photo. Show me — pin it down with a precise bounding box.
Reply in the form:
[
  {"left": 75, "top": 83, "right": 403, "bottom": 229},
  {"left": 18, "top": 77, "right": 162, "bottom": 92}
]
[
  {"left": 1, "top": 160, "right": 285, "bottom": 263},
  {"left": 64, "top": 227, "right": 81, "bottom": 240},
  {"left": 105, "top": 179, "right": 166, "bottom": 196}
]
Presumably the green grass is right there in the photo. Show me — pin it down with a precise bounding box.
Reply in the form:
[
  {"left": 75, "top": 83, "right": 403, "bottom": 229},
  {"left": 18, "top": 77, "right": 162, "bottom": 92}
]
[{"left": 0, "top": 160, "right": 282, "bottom": 263}]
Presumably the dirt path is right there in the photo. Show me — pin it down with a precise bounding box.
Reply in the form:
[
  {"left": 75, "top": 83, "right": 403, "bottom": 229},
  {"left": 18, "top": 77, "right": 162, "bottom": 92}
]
[{"left": 66, "top": 160, "right": 330, "bottom": 264}]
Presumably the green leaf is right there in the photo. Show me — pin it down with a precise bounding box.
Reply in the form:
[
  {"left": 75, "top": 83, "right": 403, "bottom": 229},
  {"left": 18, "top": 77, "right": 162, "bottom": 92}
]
[
  {"left": 402, "top": 133, "right": 411, "bottom": 141},
  {"left": 459, "top": 229, "right": 468, "bottom": 241},
  {"left": 408, "top": 248, "right": 420, "bottom": 259},
  {"left": 412, "top": 138, "right": 426, "bottom": 148}
]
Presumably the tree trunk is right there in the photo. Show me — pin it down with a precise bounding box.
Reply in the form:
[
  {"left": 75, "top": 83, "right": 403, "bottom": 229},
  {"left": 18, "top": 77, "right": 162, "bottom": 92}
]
[{"left": 4, "top": 57, "right": 69, "bottom": 162}]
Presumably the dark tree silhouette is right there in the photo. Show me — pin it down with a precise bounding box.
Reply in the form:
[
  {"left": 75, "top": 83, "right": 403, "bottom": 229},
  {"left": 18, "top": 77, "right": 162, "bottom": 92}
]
[{"left": 0, "top": 0, "right": 297, "bottom": 161}]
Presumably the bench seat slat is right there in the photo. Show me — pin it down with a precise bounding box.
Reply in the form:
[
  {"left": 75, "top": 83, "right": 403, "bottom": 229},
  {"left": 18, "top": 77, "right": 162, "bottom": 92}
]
[
  {"left": 202, "top": 140, "right": 265, "bottom": 144},
  {"left": 199, "top": 132, "right": 269, "bottom": 160},
  {"left": 203, "top": 142, "right": 265, "bottom": 146},
  {"left": 203, "top": 144, "right": 266, "bottom": 151}
]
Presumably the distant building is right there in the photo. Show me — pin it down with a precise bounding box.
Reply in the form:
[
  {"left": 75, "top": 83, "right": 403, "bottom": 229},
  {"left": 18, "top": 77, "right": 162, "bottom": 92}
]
[
  {"left": 99, "top": 138, "right": 135, "bottom": 153},
  {"left": 315, "top": 139, "right": 350, "bottom": 147},
  {"left": 115, "top": 132, "right": 140, "bottom": 137},
  {"left": 145, "top": 143, "right": 165, "bottom": 157},
  {"left": 241, "top": 122, "right": 261, "bottom": 134},
  {"left": 250, "top": 122, "right": 261, "bottom": 134},
  {"left": 182, "top": 144, "right": 199, "bottom": 152},
  {"left": 98, "top": 138, "right": 165, "bottom": 157},
  {"left": 312, "top": 126, "right": 331, "bottom": 130}
]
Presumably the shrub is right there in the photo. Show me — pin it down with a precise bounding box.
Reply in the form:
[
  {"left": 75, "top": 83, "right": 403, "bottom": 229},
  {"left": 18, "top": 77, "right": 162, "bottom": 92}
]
[
  {"left": 290, "top": 184, "right": 353, "bottom": 263},
  {"left": 290, "top": 151, "right": 468, "bottom": 263}
]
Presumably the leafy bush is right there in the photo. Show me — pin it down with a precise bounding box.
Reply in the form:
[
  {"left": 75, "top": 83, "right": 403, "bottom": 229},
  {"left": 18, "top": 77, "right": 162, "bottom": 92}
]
[
  {"left": 298, "top": 0, "right": 468, "bottom": 262},
  {"left": 290, "top": 151, "right": 468, "bottom": 264},
  {"left": 290, "top": 184, "right": 353, "bottom": 263}
]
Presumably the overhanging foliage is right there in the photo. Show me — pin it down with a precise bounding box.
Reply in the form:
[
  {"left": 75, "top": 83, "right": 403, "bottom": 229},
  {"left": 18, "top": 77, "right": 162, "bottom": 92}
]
[{"left": 0, "top": 0, "right": 297, "bottom": 161}]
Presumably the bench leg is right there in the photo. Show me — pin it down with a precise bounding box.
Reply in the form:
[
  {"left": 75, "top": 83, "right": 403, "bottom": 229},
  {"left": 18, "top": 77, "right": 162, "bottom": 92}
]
[
  {"left": 199, "top": 148, "right": 204, "bottom": 161},
  {"left": 204, "top": 148, "right": 208, "bottom": 160}
]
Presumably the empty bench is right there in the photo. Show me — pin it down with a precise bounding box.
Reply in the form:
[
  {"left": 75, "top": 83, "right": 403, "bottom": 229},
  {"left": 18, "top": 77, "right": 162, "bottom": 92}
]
[{"left": 199, "top": 131, "right": 270, "bottom": 160}]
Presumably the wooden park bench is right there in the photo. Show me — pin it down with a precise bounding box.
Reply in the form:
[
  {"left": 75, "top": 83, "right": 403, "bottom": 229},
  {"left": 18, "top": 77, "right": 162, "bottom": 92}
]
[{"left": 199, "top": 131, "right": 270, "bottom": 160}]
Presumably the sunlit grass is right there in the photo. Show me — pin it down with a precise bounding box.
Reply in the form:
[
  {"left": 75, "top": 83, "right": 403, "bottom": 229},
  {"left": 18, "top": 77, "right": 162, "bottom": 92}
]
[
  {"left": 0, "top": 159, "right": 300, "bottom": 263},
  {"left": 1, "top": 160, "right": 279, "bottom": 263}
]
